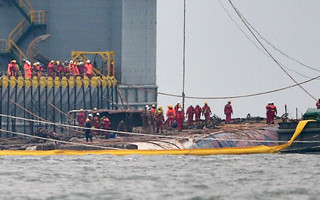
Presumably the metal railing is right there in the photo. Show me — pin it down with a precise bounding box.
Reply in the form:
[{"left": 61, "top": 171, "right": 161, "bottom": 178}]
[
  {"left": 9, "top": 40, "right": 26, "bottom": 65},
  {"left": 18, "top": 0, "right": 33, "bottom": 14},
  {"left": 30, "top": 10, "right": 47, "bottom": 25},
  {"left": 0, "top": 39, "right": 8, "bottom": 54},
  {"left": 8, "top": 18, "right": 30, "bottom": 50}
]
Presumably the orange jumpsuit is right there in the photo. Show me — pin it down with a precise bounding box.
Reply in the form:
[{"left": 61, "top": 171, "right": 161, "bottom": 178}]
[{"left": 23, "top": 62, "right": 32, "bottom": 78}]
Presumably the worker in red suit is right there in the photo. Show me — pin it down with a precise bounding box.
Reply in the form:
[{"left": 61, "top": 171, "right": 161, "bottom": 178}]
[
  {"left": 47, "top": 60, "right": 56, "bottom": 78},
  {"left": 224, "top": 100, "right": 233, "bottom": 124},
  {"left": 194, "top": 104, "right": 202, "bottom": 123},
  {"left": 186, "top": 104, "right": 195, "bottom": 128},
  {"left": 175, "top": 107, "right": 185, "bottom": 131},
  {"left": 54, "top": 61, "right": 64, "bottom": 78},
  {"left": 101, "top": 117, "right": 111, "bottom": 138},
  {"left": 77, "top": 109, "right": 86, "bottom": 127},
  {"left": 166, "top": 105, "right": 175, "bottom": 130},
  {"left": 155, "top": 110, "right": 165, "bottom": 133},
  {"left": 266, "top": 102, "right": 271, "bottom": 124},
  {"left": 202, "top": 102, "right": 211, "bottom": 127},
  {"left": 23, "top": 60, "right": 32, "bottom": 78},
  {"left": 84, "top": 59, "right": 93, "bottom": 78},
  {"left": 316, "top": 98, "right": 320, "bottom": 109},
  {"left": 151, "top": 104, "right": 156, "bottom": 116},
  {"left": 109, "top": 60, "right": 114, "bottom": 76},
  {"left": 270, "top": 102, "right": 277, "bottom": 124},
  {"left": 7, "top": 60, "right": 18, "bottom": 78},
  {"left": 69, "top": 60, "right": 79, "bottom": 77},
  {"left": 93, "top": 113, "right": 101, "bottom": 135}
]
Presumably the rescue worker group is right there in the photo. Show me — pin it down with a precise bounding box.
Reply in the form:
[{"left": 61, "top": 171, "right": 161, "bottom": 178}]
[{"left": 7, "top": 59, "right": 115, "bottom": 79}]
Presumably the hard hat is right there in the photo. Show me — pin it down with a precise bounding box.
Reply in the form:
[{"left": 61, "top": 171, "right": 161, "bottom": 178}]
[
  {"left": 80, "top": 62, "right": 83, "bottom": 65},
  {"left": 96, "top": 113, "right": 100, "bottom": 116},
  {"left": 152, "top": 104, "right": 156, "bottom": 108},
  {"left": 204, "top": 102, "right": 208, "bottom": 105},
  {"left": 88, "top": 114, "right": 93, "bottom": 117},
  {"left": 228, "top": 100, "right": 231, "bottom": 103},
  {"left": 87, "top": 60, "right": 90, "bottom": 63},
  {"left": 56, "top": 61, "right": 60, "bottom": 65},
  {"left": 70, "top": 60, "right": 73, "bottom": 64},
  {"left": 50, "top": 60, "right": 54, "bottom": 63},
  {"left": 80, "top": 108, "right": 83, "bottom": 111},
  {"left": 157, "top": 110, "right": 161, "bottom": 114},
  {"left": 12, "top": 60, "right": 16, "bottom": 63},
  {"left": 159, "top": 106, "right": 162, "bottom": 109},
  {"left": 178, "top": 104, "right": 182, "bottom": 108},
  {"left": 94, "top": 107, "right": 97, "bottom": 111}
]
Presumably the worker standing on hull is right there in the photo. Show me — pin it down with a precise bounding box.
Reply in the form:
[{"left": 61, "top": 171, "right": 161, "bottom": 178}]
[
  {"left": 266, "top": 102, "right": 271, "bottom": 124},
  {"left": 224, "top": 100, "right": 233, "bottom": 124},
  {"left": 77, "top": 109, "right": 86, "bottom": 127},
  {"left": 84, "top": 60, "right": 93, "bottom": 78},
  {"left": 175, "top": 107, "right": 185, "bottom": 132},
  {"left": 186, "top": 104, "right": 195, "bottom": 128},
  {"left": 85, "top": 118, "right": 92, "bottom": 142},
  {"left": 194, "top": 104, "right": 202, "bottom": 124},
  {"left": 155, "top": 110, "right": 164, "bottom": 133},
  {"left": 270, "top": 102, "right": 277, "bottom": 124},
  {"left": 23, "top": 60, "right": 32, "bottom": 78},
  {"left": 166, "top": 105, "right": 175, "bottom": 130},
  {"left": 202, "top": 102, "right": 212, "bottom": 128},
  {"left": 316, "top": 98, "right": 320, "bottom": 109},
  {"left": 8, "top": 60, "right": 18, "bottom": 78}
]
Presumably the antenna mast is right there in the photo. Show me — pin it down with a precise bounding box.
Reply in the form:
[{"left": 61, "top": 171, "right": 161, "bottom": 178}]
[{"left": 182, "top": 0, "right": 186, "bottom": 109}]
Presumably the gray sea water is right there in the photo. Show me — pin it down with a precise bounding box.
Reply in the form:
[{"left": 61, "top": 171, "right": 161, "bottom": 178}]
[{"left": 0, "top": 154, "right": 319, "bottom": 200}]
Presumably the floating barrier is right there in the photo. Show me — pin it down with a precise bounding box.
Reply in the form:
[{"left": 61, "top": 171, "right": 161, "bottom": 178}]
[{"left": 0, "top": 120, "right": 313, "bottom": 156}]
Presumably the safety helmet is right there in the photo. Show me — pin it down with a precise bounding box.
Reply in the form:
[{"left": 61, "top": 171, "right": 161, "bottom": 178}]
[
  {"left": 96, "top": 113, "right": 100, "bottom": 116},
  {"left": 70, "top": 60, "right": 73, "bottom": 64},
  {"left": 204, "top": 102, "right": 208, "bottom": 105},
  {"left": 157, "top": 110, "right": 161, "bottom": 114},
  {"left": 50, "top": 60, "right": 54, "bottom": 63},
  {"left": 94, "top": 107, "right": 97, "bottom": 111},
  {"left": 87, "top": 60, "right": 90, "bottom": 63},
  {"left": 80, "top": 62, "right": 83, "bottom": 65},
  {"left": 56, "top": 61, "right": 60, "bottom": 65},
  {"left": 86, "top": 118, "right": 90, "bottom": 122},
  {"left": 178, "top": 104, "right": 182, "bottom": 108},
  {"left": 80, "top": 108, "right": 83, "bottom": 111},
  {"left": 88, "top": 114, "right": 93, "bottom": 117},
  {"left": 228, "top": 100, "right": 231, "bottom": 103},
  {"left": 12, "top": 60, "right": 16, "bottom": 63},
  {"left": 159, "top": 106, "right": 162, "bottom": 109},
  {"left": 152, "top": 104, "right": 156, "bottom": 108}
]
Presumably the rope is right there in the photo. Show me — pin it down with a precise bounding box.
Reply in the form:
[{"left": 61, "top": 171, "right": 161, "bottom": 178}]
[
  {"left": 0, "top": 129, "right": 121, "bottom": 150},
  {"left": 120, "top": 74, "right": 320, "bottom": 100},
  {"left": 1, "top": 113, "right": 319, "bottom": 144},
  {"left": 228, "top": 0, "right": 317, "bottom": 101}
]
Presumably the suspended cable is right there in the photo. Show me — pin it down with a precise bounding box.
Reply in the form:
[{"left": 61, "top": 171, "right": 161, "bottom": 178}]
[{"left": 228, "top": 0, "right": 317, "bottom": 101}]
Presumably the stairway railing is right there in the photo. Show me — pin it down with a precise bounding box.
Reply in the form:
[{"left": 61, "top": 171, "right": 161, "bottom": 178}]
[
  {"left": 18, "top": 0, "right": 33, "bottom": 15},
  {"left": 9, "top": 40, "right": 26, "bottom": 64},
  {"left": 30, "top": 10, "right": 47, "bottom": 25},
  {"left": 8, "top": 18, "right": 30, "bottom": 50}
]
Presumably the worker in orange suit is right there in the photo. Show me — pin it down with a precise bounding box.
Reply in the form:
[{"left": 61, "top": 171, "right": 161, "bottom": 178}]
[
  {"left": 92, "top": 113, "right": 101, "bottom": 135},
  {"left": 270, "top": 102, "right": 277, "bottom": 124},
  {"left": 101, "top": 117, "right": 111, "bottom": 138},
  {"left": 316, "top": 98, "right": 320, "bottom": 109},
  {"left": 166, "top": 105, "right": 175, "bottom": 130},
  {"left": 194, "top": 104, "right": 202, "bottom": 123},
  {"left": 186, "top": 104, "right": 195, "bottom": 128},
  {"left": 175, "top": 107, "right": 185, "bottom": 131},
  {"left": 84, "top": 59, "right": 93, "bottom": 78},
  {"left": 77, "top": 109, "right": 86, "bottom": 127},
  {"left": 47, "top": 60, "right": 56, "bottom": 78},
  {"left": 8, "top": 60, "right": 18, "bottom": 78},
  {"left": 23, "top": 60, "right": 32, "bottom": 78},
  {"left": 151, "top": 104, "right": 156, "bottom": 116},
  {"left": 155, "top": 110, "right": 165, "bottom": 133},
  {"left": 69, "top": 60, "right": 79, "bottom": 77},
  {"left": 202, "top": 102, "right": 211, "bottom": 127},
  {"left": 224, "top": 100, "right": 233, "bottom": 124}
]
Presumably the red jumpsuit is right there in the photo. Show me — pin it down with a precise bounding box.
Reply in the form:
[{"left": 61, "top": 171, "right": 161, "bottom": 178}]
[
  {"left": 194, "top": 105, "right": 202, "bottom": 122},
  {"left": 166, "top": 108, "right": 175, "bottom": 129},
  {"left": 266, "top": 104, "right": 271, "bottom": 124},
  {"left": 101, "top": 117, "right": 111, "bottom": 138},
  {"left": 69, "top": 63, "right": 79, "bottom": 76},
  {"left": 224, "top": 103, "right": 233, "bottom": 124},
  {"left": 84, "top": 63, "right": 93, "bottom": 78},
  {"left": 155, "top": 113, "right": 164, "bottom": 133},
  {"left": 202, "top": 104, "right": 211, "bottom": 126},
  {"left": 24, "top": 62, "right": 32, "bottom": 78},
  {"left": 175, "top": 109, "right": 185, "bottom": 131},
  {"left": 109, "top": 63, "right": 114, "bottom": 76},
  {"left": 8, "top": 62, "right": 17, "bottom": 78},
  {"left": 186, "top": 106, "right": 195, "bottom": 126},
  {"left": 77, "top": 112, "right": 86, "bottom": 127},
  {"left": 316, "top": 101, "right": 320, "bottom": 109},
  {"left": 47, "top": 62, "right": 56, "bottom": 77},
  {"left": 270, "top": 105, "right": 277, "bottom": 124},
  {"left": 93, "top": 116, "right": 100, "bottom": 135}
]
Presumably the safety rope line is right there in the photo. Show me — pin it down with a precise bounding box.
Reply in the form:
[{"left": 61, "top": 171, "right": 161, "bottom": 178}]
[
  {"left": 1, "top": 113, "right": 320, "bottom": 144},
  {"left": 228, "top": 0, "right": 317, "bottom": 101},
  {"left": 120, "top": 74, "right": 320, "bottom": 100},
  {"left": 0, "top": 129, "right": 121, "bottom": 150}
]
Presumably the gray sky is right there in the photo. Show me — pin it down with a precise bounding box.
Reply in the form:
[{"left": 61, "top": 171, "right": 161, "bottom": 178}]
[{"left": 156, "top": 0, "right": 320, "bottom": 119}]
